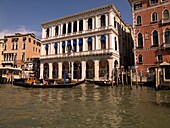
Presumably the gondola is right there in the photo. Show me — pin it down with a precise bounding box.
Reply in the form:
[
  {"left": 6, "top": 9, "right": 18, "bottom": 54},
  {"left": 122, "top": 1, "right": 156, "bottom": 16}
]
[
  {"left": 13, "top": 80, "right": 85, "bottom": 88},
  {"left": 94, "top": 80, "right": 113, "bottom": 86}
]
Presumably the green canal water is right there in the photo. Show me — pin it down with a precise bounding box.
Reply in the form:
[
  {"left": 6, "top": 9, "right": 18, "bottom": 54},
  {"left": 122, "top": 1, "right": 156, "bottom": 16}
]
[{"left": 0, "top": 84, "right": 170, "bottom": 128}]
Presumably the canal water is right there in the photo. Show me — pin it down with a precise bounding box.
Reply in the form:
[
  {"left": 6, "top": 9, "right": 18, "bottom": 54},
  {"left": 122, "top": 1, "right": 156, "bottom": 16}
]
[{"left": 0, "top": 84, "right": 170, "bottom": 128}]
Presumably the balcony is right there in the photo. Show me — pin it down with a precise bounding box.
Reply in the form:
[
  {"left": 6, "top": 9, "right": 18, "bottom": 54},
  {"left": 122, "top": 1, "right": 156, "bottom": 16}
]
[
  {"left": 1, "top": 60, "right": 15, "bottom": 64},
  {"left": 161, "top": 18, "right": 170, "bottom": 25},
  {"left": 40, "top": 49, "right": 118, "bottom": 60},
  {"left": 162, "top": 43, "right": 170, "bottom": 48}
]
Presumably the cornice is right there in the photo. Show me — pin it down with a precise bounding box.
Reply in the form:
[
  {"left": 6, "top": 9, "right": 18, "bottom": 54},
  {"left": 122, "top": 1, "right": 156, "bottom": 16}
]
[{"left": 41, "top": 4, "right": 121, "bottom": 26}]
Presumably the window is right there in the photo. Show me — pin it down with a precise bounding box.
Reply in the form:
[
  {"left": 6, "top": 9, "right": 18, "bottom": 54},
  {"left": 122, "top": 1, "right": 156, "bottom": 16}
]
[
  {"left": 16, "top": 43, "right": 18, "bottom": 50},
  {"left": 46, "top": 28, "right": 50, "bottom": 38},
  {"left": 63, "top": 24, "right": 66, "bottom": 34},
  {"left": 164, "top": 28, "right": 170, "bottom": 43},
  {"left": 55, "top": 26, "right": 59, "bottom": 36},
  {"left": 137, "top": 16, "right": 142, "bottom": 25},
  {"left": 62, "top": 41, "right": 65, "bottom": 53},
  {"left": 22, "top": 52, "right": 25, "bottom": 61},
  {"left": 152, "top": 12, "right": 158, "bottom": 22},
  {"left": 163, "top": 9, "right": 169, "bottom": 20},
  {"left": 114, "top": 17, "right": 117, "bottom": 28},
  {"left": 54, "top": 43, "right": 58, "bottom": 54},
  {"left": 138, "top": 33, "right": 143, "bottom": 47},
  {"left": 79, "top": 20, "right": 83, "bottom": 31},
  {"left": 68, "top": 22, "right": 71, "bottom": 33},
  {"left": 88, "top": 37, "right": 92, "bottom": 51},
  {"left": 45, "top": 44, "right": 48, "bottom": 55},
  {"left": 101, "top": 35, "right": 106, "bottom": 49},
  {"left": 115, "top": 37, "right": 117, "bottom": 51},
  {"left": 22, "top": 42, "right": 26, "bottom": 50},
  {"left": 88, "top": 18, "right": 92, "bottom": 29},
  {"left": 138, "top": 54, "right": 143, "bottom": 63},
  {"left": 79, "top": 38, "right": 83, "bottom": 51},
  {"left": 152, "top": 30, "right": 159, "bottom": 46},
  {"left": 101, "top": 15, "right": 106, "bottom": 27},
  {"left": 157, "top": 53, "right": 163, "bottom": 61},
  {"left": 73, "top": 39, "right": 77, "bottom": 52},
  {"left": 12, "top": 43, "right": 15, "bottom": 50},
  {"left": 73, "top": 21, "right": 77, "bottom": 32},
  {"left": 134, "top": 2, "right": 142, "bottom": 10},
  {"left": 150, "top": 0, "right": 158, "bottom": 5},
  {"left": 4, "top": 44, "right": 6, "bottom": 50}
]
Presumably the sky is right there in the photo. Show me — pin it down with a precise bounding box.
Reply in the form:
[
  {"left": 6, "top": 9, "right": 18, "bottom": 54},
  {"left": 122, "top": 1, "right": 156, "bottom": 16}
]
[{"left": 0, "top": 0, "right": 132, "bottom": 39}]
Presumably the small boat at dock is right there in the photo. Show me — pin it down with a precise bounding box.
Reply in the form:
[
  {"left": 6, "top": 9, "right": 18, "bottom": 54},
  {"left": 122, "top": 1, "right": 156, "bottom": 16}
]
[
  {"left": 13, "top": 79, "right": 85, "bottom": 88},
  {"left": 94, "top": 80, "right": 113, "bottom": 86}
]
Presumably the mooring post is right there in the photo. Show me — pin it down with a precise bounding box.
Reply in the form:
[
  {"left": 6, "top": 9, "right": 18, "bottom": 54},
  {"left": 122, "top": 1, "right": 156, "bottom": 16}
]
[
  {"left": 122, "top": 71, "right": 124, "bottom": 86},
  {"left": 136, "top": 69, "right": 138, "bottom": 88},
  {"left": 155, "top": 68, "right": 158, "bottom": 90},
  {"left": 126, "top": 71, "right": 128, "bottom": 85},
  {"left": 130, "top": 69, "right": 132, "bottom": 89},
  {"left": 140, "top": 70, "right": 142, "bottom": 87}
]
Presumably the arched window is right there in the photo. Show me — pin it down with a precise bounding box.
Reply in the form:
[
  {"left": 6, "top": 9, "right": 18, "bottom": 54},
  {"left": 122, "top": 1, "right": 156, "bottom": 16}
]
[
  {"left": 62, "top": 41, "right": 65, "bottom": 53},
  {"left": 62, "top": 24, "right": 66, "bottom": 34},
  {"left": 138, "top": 54, "right": 143, "bottom": 63},
  {"left": 163, "top": 9, "right": 169, "bottom": 20},
  {"left": 45, "top": 44, "right": 48, "bottom": 55},
  {"left": 55, "top": 26, "right": 59, "bottom": 36},
  {"left": 164, "top": 28, "right": 170, "bottom": 43},
  {"left": 101, "top": 15, "right": 106, "bottom": 27},
  {"left": 101, "top": 35, "right": 106, "bottom": 49},
  {"left": 68, "top": 22, "right": 71, "bottom": 33},
  {"left": 88, "top": 37, "right": 92, "bottom": 51},
  {"left": 137, "top": 16, "right": 142, "bottom": 25},
  {"left": 157, "top": 52, "right": 163, "bottom": 61},
  {"left": 73, "top": 21, "right": 77, "bottom": 32},
  {"left": 79, "top": 20, "right": 83, "bottom": 31},
  {"left": 153, "top": 30, "right": 159, "bottom": 46},
  {"left": 88, "top": 18, "right": 92, "bottom": 29},
  {"left": 54, "top": 43, "right": 58, "bottom": 54},
  {"left": 138, "top": 33, "right": 143, "bottom": 47},
  {"left": 152, "top": 12, "right": 157, "bottom": 22},
  {"left": 46, "top": 28, "right": 49, "bottom": 38}
]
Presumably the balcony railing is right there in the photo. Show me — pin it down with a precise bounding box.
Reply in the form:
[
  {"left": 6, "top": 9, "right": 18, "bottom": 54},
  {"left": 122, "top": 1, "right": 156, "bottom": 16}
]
[
  {"left": 1, "top": 60, "right": 15, "bottom": 64},
  {"left": 162, "top": 18, "right": 170, "bottom": 24},
  {"left": 40, "top": 49, "right": 118, "bottom": 60},
  {"left": 162, "top": 43, "right": 170, "bottom": 48}
]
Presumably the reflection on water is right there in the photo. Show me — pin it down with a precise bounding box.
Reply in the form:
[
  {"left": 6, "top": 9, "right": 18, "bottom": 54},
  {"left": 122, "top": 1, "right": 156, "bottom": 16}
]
[{"left": 0, "top": 84, "right": 170, "bottom": 128}]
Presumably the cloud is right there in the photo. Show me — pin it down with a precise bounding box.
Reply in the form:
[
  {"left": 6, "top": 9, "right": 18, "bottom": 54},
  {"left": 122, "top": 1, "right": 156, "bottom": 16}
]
[{"left": 0, "top": 26, "right": 41, "bottom": 39}]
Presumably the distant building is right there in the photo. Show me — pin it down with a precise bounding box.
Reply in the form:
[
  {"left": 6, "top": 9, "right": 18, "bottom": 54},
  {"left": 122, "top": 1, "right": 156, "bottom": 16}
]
[
  {"left": 129, "top": 0, "right": 170, "bottom": 72},
  {"left": 2, "top": 33, "right": 41, "bottom": 78},
  {"left": 40, "top": 4, "right": 134, "bottom": 80},
  {"left": 0, "top": 39, "right": 4, "bottom": 67}
]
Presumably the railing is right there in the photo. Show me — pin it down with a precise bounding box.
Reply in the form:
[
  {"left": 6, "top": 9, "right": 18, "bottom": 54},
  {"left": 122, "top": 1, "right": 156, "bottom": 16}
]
[
  {"left": 162, "top": 18, "right": 170, "bottom": 24},
  {"left": 1, "top": 60, "right": 15, "bottom": 64},
  {"left": 41, "top": 49, "right": 118, "bottom": 60},
  {"left": 162, "top": 43, "right": 170, "bottom": 48}
]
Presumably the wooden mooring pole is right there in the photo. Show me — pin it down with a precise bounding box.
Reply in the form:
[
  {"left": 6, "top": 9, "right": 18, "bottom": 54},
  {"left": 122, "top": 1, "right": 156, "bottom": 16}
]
[
  {"left": 136, "top": 70, "right": 138, "bottom": 88},
  {"left": 130, "top": 69, "right": 132, "bottom": 89}
]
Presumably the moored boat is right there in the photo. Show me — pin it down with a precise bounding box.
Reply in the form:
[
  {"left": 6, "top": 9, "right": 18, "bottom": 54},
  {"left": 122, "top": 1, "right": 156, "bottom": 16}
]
[
  {"left": 94, "top": 80, "right": 113, "bottom": 86},
  {"left": 13, "top": 79, "right": 85, "bottom": 88}
]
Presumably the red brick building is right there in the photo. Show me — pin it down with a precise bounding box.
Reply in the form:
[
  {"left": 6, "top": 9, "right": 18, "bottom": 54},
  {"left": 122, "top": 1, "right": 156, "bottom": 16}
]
[{"left": 129, "top": 0, "right": 170, "bottom": 72}]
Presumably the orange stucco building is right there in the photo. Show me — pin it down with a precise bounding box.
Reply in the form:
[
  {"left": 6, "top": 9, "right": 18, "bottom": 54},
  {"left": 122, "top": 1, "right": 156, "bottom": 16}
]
[{"left": 2, "top": 33, "right": 41, "bottom": 68}]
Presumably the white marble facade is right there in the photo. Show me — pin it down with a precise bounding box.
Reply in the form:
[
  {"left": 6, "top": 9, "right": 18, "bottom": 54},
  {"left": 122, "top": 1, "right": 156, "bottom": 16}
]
[{"left": 40, "top": 4, "right": 132, "bottom": 81}]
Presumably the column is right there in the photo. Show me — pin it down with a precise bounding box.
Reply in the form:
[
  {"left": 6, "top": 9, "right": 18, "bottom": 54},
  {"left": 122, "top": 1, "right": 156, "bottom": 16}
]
[
  {"left": 71, "top": 22, "right": 74, "bottom": 33},
  {"left": 92, "top": 17, "right": 95, "bottom": 29},
  {"left": 83, "top": 19, "right": 86, "bottom": 31},
  {"left": 58, "top": 25, "right": 61, "bottom": 35},
  {"left": 49, "top": 27, "right": 52, "bottom": 38},
  {"left": 66, "top": 23, "right": 68, "bottom": 34},
  {"left": 95, "top": 35, "right": 98, "bottom": 50},
  {"left": 83, "top": 38, "right": 86, "bottom": 51},
  {"left": 59, "top": 42, "right": 62, "bottom": 54},
  {"left": 40, "top": 63, "right": 44, "bottom": 79},
  {"left": 49, "top": 63, "right": 53, "bottom": 79},
  {"left": 81, "top": 61, "right": 86, "bottom": 80},
  {"left": 94, "top": 60, "right": 99, "bottom": 80},
  {"left": 95, "top": 15, "right": 98, "bottom": 29},
  {"left": 51, "top": 26, "right": 55, "bottom": 37},
  {"left": 77, "top": 39, "right": 79, "bottom": 52},
  {"left": 61, "top": 24, "right": 63, "bottom": 35},
  {"left": 42, "top": 28, "right": 46, "bottom": 39},
  {"left": 77, "top": 20, "right": 79, "bottom": 32},
  {"left": 108, "top": 59, "right": 114, "bottom": 80},
  {"left": 109, "top": 34, "right": 114, "bottom": 49},
  {"left": 58, "top": 62, "right": 62, "bottom": 79},
  {"left": 105, "top": 14, "right": 108, "bottom": 27},
  {"left": 109, "top": 12, "right": 113, "bottom": 26}
]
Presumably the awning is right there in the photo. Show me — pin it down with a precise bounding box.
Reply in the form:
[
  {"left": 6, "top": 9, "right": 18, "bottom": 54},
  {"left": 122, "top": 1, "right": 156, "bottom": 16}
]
[
  {"left": 88, "top": 37, "right": 92, "bottom": 43},
  {"left": 45, "top": 44, "right": 48, "bottom": 49},
  {"left": 79, "top": 38, "right": 83, "bottom": 45},
  {"left": 54, "top": 42, "right": 58, "bottom": 48},
  {"left": 67, "top": 40, "right": 71, "bottom": 46},
  {"left": 73, "top": 39, "right": 77, "bottom": 46},
  {"left": 62, "top": 41, "right": 65, "bottom": 47},
  {"left": 101, "top": 35, "right": 106, "bottom": 41}
]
